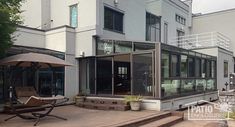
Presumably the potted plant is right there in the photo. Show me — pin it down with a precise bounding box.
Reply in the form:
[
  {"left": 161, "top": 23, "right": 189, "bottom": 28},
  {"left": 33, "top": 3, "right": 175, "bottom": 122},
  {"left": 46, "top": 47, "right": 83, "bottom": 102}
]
[
  {"left": 75, "top": 92, "right": 86, "bottom": 105},
  {"left": 125, "top": 95, "right": 143, "bottom": 111}
]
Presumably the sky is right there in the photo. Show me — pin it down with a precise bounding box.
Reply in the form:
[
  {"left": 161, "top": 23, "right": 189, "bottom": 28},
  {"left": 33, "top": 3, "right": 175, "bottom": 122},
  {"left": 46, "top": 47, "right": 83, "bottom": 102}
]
[{"left": 192, "top": 0, "right": 235, "bottom": 14}]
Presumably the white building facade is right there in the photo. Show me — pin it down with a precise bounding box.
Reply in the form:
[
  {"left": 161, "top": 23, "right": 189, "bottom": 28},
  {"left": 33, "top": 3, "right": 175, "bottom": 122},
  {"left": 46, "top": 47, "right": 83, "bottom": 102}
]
[{"left": 1, "top": 0, "right": 229, "bottom": 111}]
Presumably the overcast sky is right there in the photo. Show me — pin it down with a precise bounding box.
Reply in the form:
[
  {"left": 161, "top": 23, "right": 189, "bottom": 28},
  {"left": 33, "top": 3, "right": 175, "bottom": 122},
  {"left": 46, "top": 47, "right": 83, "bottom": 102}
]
[{"left": 192, "top": 0, "right": 235, "bottom": 14}]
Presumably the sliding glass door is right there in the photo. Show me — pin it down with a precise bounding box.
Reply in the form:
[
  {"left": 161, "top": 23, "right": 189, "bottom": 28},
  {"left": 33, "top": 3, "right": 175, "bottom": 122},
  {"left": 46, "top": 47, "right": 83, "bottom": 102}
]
[
  {"left": 81, "top": 51, "right": 155, "bottom": 97},
  {"left": 114, "top": 54, "right": 131, "bottom": 95},
  {"left": 133, "top": 53, "right": 154, "bottom": 96},
  {"left": 97, "top": 57, "right": 113, "bottom": 94}
]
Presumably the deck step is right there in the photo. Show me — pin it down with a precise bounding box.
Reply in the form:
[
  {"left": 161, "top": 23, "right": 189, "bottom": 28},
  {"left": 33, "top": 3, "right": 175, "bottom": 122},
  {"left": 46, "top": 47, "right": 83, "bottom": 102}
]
[
  {"left": 112, "top": 111, "right": 172, "bottom": 127},
  {"left": 140, "top": 115, "right": 183, "bottom": 127}
]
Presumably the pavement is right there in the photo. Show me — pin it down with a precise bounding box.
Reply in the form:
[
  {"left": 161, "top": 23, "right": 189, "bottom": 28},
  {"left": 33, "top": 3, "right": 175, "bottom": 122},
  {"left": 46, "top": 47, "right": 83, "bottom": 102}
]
[
  {"left": 0, "top": 105, "right": 161, "bottom": 127},
  {"left": 1, "top": 104, "right": 235, "bottom": 127}
]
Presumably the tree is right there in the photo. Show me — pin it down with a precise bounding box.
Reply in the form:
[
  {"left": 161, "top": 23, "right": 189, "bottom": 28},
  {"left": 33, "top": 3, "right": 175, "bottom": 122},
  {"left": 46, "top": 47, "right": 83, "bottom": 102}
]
[{"left": 0, "top": 0, "right": 23, "bottom": 57}]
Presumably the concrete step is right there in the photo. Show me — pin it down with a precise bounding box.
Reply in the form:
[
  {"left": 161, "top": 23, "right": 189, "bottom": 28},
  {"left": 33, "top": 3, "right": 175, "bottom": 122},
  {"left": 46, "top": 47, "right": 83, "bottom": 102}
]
[
  {"left": 140, "top": 115, "right": 183, "bottom": 127},
  {"left": 112, "top": 111, "right": 172, "bottom": 127}
]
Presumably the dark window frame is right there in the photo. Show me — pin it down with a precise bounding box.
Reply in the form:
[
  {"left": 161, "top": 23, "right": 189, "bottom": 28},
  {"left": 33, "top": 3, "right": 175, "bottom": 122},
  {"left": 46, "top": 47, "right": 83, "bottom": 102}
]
[
  {"left": 224, "top": 61, "right": 228, "bottom": 77},
  {"left": 175, "top": 14, "right": 186, "bottom": 25},
  {"left": 160, "top": 44, "right": 217, "bottom": 99},
  {"left": 146, "top": 12, "right": 161, "bottom": 42},
  {"left": 104, "top": 6, "right": 124, "bottom": 33}
]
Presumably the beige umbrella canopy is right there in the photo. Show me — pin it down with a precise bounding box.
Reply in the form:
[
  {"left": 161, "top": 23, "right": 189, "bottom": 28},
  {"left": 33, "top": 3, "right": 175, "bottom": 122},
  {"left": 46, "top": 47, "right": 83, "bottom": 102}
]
[{"left": 0, "top": 52, "right": 72, "bottom": 67}]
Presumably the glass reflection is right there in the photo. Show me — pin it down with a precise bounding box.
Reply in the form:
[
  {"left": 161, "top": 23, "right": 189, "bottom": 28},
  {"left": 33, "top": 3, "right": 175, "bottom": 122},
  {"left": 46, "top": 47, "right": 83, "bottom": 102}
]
[{"left": 161, "top": 80, "right": 180, "bottom": 97}]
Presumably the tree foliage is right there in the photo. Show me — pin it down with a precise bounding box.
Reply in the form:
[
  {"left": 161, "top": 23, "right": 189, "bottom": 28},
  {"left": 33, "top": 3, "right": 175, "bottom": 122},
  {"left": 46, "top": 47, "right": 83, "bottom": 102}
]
[{"left": 0, "top": 0, "right": 23, "bottom": 57}]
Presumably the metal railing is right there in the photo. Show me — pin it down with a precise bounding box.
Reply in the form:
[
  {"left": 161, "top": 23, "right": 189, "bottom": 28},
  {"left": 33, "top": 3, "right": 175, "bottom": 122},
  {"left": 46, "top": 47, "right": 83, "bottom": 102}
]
[{"left": 169, "top": 32, "right": 231, "bottom": 51}]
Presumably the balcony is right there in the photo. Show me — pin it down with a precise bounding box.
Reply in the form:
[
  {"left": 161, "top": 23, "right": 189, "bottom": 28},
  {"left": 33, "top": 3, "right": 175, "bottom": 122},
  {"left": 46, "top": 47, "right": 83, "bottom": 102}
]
[{"left": 169, "top": 32, "right": 231, "bottom": 51}]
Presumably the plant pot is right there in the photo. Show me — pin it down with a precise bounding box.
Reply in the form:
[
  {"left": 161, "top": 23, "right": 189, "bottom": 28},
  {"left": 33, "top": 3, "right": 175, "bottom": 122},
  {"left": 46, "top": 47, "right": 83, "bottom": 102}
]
[
  {"left": 130, "top": 101, "right": 141, "bottom": 111},
  {"left": 75, "top": 96, "right": 85, "bottom": 105}
]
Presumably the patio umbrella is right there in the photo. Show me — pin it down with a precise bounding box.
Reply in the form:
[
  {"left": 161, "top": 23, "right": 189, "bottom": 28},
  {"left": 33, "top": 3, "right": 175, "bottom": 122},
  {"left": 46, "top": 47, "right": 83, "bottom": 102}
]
[
  {"left": 0, "top": 52, "right": 73, "bottom": 96},
  {"left": 0, "top": 52, "right": 72, "bottom": 68}
]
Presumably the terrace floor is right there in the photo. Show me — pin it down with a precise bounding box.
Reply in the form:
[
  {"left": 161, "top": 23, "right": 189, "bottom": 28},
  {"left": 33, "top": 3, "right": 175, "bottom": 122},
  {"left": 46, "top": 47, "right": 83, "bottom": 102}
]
[
  {"left": 0, "top": 105, "right": 161, "bottom": 127},
  {"left": 1, "top": 104, "right": 234, "bottom": 127}
]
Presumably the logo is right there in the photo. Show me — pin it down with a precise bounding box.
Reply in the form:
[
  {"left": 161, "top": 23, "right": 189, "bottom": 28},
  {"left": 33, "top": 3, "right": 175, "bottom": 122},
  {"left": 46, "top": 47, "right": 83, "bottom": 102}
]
[{"left": 185, "top": 98, "right": 234, "bottom": 121}]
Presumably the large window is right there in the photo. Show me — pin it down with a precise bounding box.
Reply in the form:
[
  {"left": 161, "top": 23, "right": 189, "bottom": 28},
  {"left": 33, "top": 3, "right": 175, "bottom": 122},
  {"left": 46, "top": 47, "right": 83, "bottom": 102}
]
[
  {"left": 79, "top": 58, "right": 96, "bottom": 95},
  {"left": 201, "top": 59, "right": 206, "bottom": 78},
  {"left": 104, "top": 7, "right": 124, "bottom": 33},
  {"left": 70, "top": 4, "right": 78, "bottom": 27},
  {"left": 97, "top": 57, "right": 113, "bottom": 94},
  {"left": 164, "top": 22, "right": 168, "bottom": 44},
  {"left": 114, "top": 55, "right": 131, "bottom": 95},
  {"left": 161, "top": 44, "right": 217, "bottom": 99},
  {"left": 161, "top": 80, "right": 180, "bottom": 97},
  {"left": 211, "top": 61, "right": 216, "bottom": 78},
  {"left": 146, "top": 12, "right": 161, "bottom": 42},
  {"left": 175, "top": 14, "right": 186, "bottom": 25},
  {"left": 161, "top": 52, "right": 170, "bottom": 78},
  {"left": 171, "top": 55, "right": 180, "bottom": 77},
  {"left": 224, "top": 61, "right": 228, "bottom": 77},
  {"left": 180, "top": 55, "right": 187, "bottom": 77},
  {"left": 188, "top": 57, "right": 195, "bottom": 77},
  {"left": 195, "top": 58, "right": 201, "bottom": 77},
  {"left": 133, "top": 53, "right": 153, "bottom": 96}
]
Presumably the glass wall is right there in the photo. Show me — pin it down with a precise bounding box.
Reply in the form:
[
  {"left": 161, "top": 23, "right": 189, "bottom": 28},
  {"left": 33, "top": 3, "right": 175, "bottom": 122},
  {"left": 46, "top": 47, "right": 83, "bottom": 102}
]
[
  {"left": 1, "top": 47, "right": 66, "bottom": 100},
  {"left": 161, "top": 44, "right": 217, "bottom": 99},
  {"left": 180, "top": 55, "right": 187, "bottom": 77},
  {"left": 38, "top": 67, "right": 65, "bottom": 96},
  {"left": 97, "top": 39, "right": 155, "bottom": 55},
  {"left": 114, "top": 55, "right": 131, "bottom": 95},
  {"left": 161, "top": 52, "right": 170, "bottom": 78},
  {"left": 97, "top": 57, "right": 113, "bottom": 94},
  {"left": 133, "top": 53, "right": 153, "bottom": 96},
  {"left": 82, "top": 40, "right": 156, "bottom": 97},
  {"left": 171, "top": 55, "right": 180, "bottom": 77},
  {"left": 79, "top": 58, "right": 96, "bottom": 95}
]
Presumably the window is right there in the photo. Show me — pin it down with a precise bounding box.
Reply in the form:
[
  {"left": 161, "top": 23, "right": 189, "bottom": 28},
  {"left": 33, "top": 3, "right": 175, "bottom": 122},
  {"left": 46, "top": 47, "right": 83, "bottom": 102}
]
[
  {"left": 114, "top": 41, "right": 132, "bottom": 53},
  {"left": 211, "top": 61, "right": 216, "bottom": 78},
  {"left": 164, "top": 22, "right": 168, "bottom": 44},
  {"left": 201, "top": 59, "right": 206, "bottom": 78},
  {"left": 180, "top": 55, "right": 187, "bottom": 77},
  {"left": 104, "top": 7, "right": 124, "bottom": 33},
  {"left": 133, "top": 53, "right": 153, "bottom": 96},
  {"left": 70, "top": 4, "right": 78, "bottom": 27},
  {"left": 177, "top": 30, "right": 185, "bottom": 46},
  {"left": 206, "top": 61, "right": 212, "bottom": 78},
  {"left": 79, "top": 58, "right": 95, "bottom": 94},
  {"left": 171, "top": 54, "right": 180, "bottom": 77},
  {"left": 195, "top": 58, "right": 201, "bottom": 77},
  {"left": 161, "top": 52, "right": 170, "bottom": 78},
  {"left": 188, "top": 57, "right": 195, "bottom": 77},
  {"left": 146, "top": 12, "right": 161, "bottom": 42},
  {"left": 224, "top": 61, "right": 228, "bottom": 77},
  {"left": 175, "top": 14, "right": 186, "bottom": 25}
]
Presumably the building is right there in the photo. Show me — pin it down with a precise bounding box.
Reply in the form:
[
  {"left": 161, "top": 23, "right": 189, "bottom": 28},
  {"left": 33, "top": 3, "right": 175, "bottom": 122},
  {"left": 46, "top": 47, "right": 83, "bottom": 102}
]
[
  {"left": 192, "top": 9, "right": 235, "bottom": 90},
  {"left": 0, "top": 0, "right": 230, "bottom": 111}
]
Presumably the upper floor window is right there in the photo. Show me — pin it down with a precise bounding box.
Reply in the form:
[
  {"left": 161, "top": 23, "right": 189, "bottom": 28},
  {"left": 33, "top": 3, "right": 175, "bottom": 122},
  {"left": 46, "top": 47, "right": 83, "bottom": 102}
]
[
  {"left": 146, "top": 12, "right": 161, "bottom": 42},
  {"left": 104, "top": 7, "right": 124, "bottom": 33},
  {"left": 70, "top": 4, "right": 78, "bottom": 27},
  {"left": 175, "top": 14, "right": 186, "bottom": 25},
  {"left": 224, "top": 61, "right": 228, "bottom": 77}
]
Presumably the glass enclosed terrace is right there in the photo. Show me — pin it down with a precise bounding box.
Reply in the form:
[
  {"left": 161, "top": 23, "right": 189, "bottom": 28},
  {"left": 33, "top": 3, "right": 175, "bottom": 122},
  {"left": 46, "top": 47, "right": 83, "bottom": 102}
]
[{"left": 78, "top": 39, "right": 217, "bottom": 99}]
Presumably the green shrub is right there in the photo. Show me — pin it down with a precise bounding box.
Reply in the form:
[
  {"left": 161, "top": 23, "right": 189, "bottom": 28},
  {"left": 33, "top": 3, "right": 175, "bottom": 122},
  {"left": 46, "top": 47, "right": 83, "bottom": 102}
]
[{"left": 124, "top": 95, "right": 143, "bottom": 103}]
